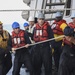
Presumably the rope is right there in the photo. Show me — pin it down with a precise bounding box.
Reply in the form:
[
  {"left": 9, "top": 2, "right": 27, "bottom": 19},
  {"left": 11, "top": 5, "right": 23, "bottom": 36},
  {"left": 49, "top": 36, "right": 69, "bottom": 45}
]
[
  {"left": 15, "top": 35, "right": 64, "bottom": 50},
  {"left": 0, "top": 8, "right": 75, "bottom": 12}
]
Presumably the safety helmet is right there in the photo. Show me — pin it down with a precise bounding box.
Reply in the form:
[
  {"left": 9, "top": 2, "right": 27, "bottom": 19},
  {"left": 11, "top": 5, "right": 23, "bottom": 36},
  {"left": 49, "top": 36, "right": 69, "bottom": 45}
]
[
  {"left": 37, "top": 12, "right": 45, "bottom": 19},
  {"left": 12, "top": 22, "right": 20, "bottom": 29},
  {"left": 28, "top": 16, "right": 34, "bottom": 21},
  {"left": 23, "top": 22, "right": 29, "bottom": 27},
  {"left": 55, "top": 12, "right": 62, "bottom": 17},
  {"left": 0, "top": 21, "right": 3, "bottom": 25},
  {"left": 64, "top": 26, "right": 74, "bottom": 36},
  {"left": 71, "top": 13, "right": 75, "bottom": 19}
]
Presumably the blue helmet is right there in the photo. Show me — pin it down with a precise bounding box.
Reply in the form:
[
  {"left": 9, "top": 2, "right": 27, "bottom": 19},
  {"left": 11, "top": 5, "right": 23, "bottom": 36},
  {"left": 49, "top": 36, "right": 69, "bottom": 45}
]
[
  {"left": 12, "top": 22, "right": 20, "bottom": 28},
  {"left": 23, "top": 22, "right": 29, "bottom": 27}
]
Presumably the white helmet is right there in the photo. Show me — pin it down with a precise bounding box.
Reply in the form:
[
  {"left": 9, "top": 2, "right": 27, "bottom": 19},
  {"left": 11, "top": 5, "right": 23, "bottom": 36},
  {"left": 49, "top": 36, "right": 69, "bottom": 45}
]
[
  {"left": 71, "top": 13, "right": 75, "bottom": 19},
  {"left": 55, "top": 12, "right": 62, "bottom": 17},
  {"left": 28, "top": 16, "right": 34, "bottom": 21}
]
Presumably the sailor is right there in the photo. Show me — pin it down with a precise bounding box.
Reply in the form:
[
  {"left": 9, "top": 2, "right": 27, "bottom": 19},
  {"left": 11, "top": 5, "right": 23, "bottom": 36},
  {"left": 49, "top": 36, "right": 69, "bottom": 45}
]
[
  {"left": 31, "top": 12, "right": 55, "bottom": 75},
  {"left": 58, "top": 26, "right": 75, "bottom": 75},
  {"left": 23, "top": 22, "right": 29, "bottom": 32},
  {"left": 0, "top": 21, "right": 12, "bottom": 75},
  {"left": 28, "top": 16, "right": 35, "bottom": 34},
  {"left": 58, "top": 13, "right": 75, "bottom": 75},
  {"left": 28, "top": 16, "right": 36, "bottom": 43},
  {"left": 23, "top": 22, "right": 33, "bottom": 38},
  {"left": 11, "top": 22, "right": 33, "bottom": 75},
  {"left": 51, "top": 11, "right": 67, "bottom": 71}
]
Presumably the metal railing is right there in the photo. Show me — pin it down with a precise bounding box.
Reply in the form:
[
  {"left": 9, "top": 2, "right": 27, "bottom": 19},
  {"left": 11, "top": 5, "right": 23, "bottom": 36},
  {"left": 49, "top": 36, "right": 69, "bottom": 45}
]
[{"left": 0, "top": 8, "right": 75, "bottom": 12}]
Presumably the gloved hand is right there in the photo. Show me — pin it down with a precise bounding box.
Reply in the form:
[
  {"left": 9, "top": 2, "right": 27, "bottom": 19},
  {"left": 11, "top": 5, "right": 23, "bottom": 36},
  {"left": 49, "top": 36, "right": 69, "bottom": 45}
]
[
  {"left": 25, "top": 44, "right": 30, "bottom": 48},
  {"left": 12, "top": 48, "right": 17, "bottom": 51}
]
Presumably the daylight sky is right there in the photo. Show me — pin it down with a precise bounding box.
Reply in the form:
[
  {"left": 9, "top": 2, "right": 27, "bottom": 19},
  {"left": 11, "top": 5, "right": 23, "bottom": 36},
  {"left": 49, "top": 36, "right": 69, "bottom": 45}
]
[{"left": 0, "top": 0, "right": 30, "bottom": 25}]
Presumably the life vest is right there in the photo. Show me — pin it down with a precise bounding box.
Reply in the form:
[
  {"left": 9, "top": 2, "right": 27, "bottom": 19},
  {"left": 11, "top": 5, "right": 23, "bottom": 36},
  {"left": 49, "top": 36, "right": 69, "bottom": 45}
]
[
  {"left": 12, "top": 30, "right": 26, "bottom": 48},
  {"left": 63, "top": 22, "right": 75, "bottom": 46},
  {"left": 68, "top": 22, "right": 75, "bottom": 28},
  {"left": 33, "top": 22, "right": 49, "bottom": 42},
  {"left": 28, "top": 24, "right": 36, "bottom": 33},
  {"left": 0, "top": 30, "right": 9, "bottom": 50},
  {"left": 51, "top": 20, "right": 66, "bottom": 35}
]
